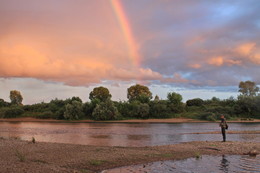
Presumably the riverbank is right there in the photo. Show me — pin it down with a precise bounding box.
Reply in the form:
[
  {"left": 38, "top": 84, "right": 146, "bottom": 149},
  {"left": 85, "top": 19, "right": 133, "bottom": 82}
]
[
  {"left": 0, "top": 138, "right": 259, "bottom": 173},
  {"left": 1, "top": 117, "right": 260, "bottom": 123}
]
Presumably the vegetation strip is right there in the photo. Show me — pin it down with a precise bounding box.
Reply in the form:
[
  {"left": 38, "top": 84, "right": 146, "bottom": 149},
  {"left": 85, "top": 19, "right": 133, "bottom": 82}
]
[{"left": 1, "top": 81, "right": 260, "bottom": 122}]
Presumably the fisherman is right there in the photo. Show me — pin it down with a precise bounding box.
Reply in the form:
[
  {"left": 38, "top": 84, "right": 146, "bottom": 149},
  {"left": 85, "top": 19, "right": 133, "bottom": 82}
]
[{"left": 219, "top": 115, "right": 228, "bottom": 142}]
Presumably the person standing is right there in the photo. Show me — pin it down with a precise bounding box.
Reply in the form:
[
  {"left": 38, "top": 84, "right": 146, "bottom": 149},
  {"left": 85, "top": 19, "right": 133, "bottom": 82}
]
[{"left": 219, "top": 115, "right": 228, "bottom": 142}]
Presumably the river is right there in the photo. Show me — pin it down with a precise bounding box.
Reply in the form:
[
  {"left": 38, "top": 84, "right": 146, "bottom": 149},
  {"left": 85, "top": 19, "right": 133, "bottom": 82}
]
[{"left": 0, "top": 122, "right": 259, "bottom": 146}]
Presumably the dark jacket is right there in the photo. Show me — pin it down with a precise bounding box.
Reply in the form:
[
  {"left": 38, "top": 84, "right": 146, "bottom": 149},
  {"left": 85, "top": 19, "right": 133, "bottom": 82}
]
[{"left": 219, "top": 118, "right": 227, "bottom": 129}]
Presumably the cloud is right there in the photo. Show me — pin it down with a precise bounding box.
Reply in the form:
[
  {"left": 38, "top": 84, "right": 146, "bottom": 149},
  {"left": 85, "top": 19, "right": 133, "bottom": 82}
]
[{"left": 0, "top": 0, "right": 260, "bottom": 92}]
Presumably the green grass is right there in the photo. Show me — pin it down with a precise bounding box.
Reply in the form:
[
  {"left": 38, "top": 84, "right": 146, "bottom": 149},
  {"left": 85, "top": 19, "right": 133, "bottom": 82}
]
[
  {"left": 80, "top": 169, "right": 92, "bottom": 173},
  {"left": 194, "top": 152, "right": 201, "bottom": 159},
  {"left": 89, "top": 159, "right": 107, "bottom": 166},
  {"left": 15, "top": 149, "right": 26, "bottom": 162}
]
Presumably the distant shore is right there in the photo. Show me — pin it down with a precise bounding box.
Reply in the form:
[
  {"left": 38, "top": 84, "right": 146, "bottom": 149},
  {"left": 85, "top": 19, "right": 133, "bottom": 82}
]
[
  {"left": 0, "top": 117, "right": 260, "bottom": 123},
  {"left": 0, "top": 138, "right": 259, "bottom": 173}
]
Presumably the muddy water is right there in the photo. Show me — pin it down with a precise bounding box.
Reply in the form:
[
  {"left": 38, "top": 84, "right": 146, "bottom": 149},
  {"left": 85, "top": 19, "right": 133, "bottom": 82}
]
[
  {"left": 0, "top": 122, "right": 259, "bottom": 146},
  {"left": 102, "top": 155, "right": 260, "bottom": 173}
]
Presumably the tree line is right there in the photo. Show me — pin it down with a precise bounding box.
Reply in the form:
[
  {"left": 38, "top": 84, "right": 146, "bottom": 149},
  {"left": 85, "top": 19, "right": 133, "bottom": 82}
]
[{"left": 0, "top": 81, "right": 259, "bottom": 121}]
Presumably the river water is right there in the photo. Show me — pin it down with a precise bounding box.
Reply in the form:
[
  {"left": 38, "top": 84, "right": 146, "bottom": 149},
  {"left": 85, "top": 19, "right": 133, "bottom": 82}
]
[
  {"left": 0, "top": 122, "right": 259, "bottom": 146},
  {"left": 102, "top": 155, "right": 260, "bottom": 173}
]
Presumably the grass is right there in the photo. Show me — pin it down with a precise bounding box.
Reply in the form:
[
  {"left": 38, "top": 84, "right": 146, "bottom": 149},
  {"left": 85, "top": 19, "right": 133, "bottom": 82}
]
[
  {"left": 194, "top": 152, "right": 201, "bottom": 160},
  {"left": 15, "top": 149, "right": 26, "bottom": 162},
  {"left": 80, "top": 169, "right": 92, "bottom": 173},
  {"left": 89, "top": 159, "right": 107, "bottom": 166}
]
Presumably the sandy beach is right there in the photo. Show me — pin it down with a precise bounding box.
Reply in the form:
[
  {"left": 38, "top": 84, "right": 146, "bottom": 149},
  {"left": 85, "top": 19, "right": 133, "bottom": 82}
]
[{"left": 0, "top": 138, "right": 259, "bottom": 173}]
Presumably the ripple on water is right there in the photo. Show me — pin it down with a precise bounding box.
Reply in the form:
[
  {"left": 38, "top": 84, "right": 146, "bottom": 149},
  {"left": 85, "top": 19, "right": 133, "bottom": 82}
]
[{"left": 102, "top": 155, "right": 260, "bottom": 173}]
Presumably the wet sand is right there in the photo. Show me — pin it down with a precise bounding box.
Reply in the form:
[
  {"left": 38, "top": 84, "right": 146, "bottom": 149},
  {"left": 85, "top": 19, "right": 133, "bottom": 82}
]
[{"left": 0, "top": 138, "right": 259, "bottom": 173}]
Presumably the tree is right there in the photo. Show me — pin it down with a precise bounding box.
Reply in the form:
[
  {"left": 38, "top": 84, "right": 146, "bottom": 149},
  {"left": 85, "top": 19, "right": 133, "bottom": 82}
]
[
  {"left": 154, "top": 95, "right": 160, "bottom": 102},
  {"left": 92, "top": 99, "right": 119, "bottom": 120},
  {"left": 186, "top": 98, "right": 204, "bottom": 107},
  {"left": 239, "top": 81, "right": 259, "bottom": 97},
  {"left": 127, "top": 84, "right": 152, "bottom": 102},
  {"left": 10, "top": 90, "right": 23, "bottom": 105},
  {"left": 0, "top": 99, "right": 9, "bottom": 107},
  {"left": 89, "top": 86, "right": 111, "bottom": 102},
  {"left": 167, "top": 92, "right": 182, "bottom": 105},
  {"left": 167, "top": 92, "right": 184, "bottom": 113},
  {"left": 149, "top": 100, "right": 169, "bottom": 118},
  {"left": 63, "top": 100, "right": 84, "bottom": 120}
]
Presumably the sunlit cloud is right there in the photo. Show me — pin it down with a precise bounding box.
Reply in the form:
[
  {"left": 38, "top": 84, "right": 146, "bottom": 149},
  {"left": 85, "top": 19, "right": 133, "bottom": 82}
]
[
  {"left": 236, "top": 43, "right": 255, "bottom": 56},
  {"left": 207, "top": 57, "right": 224, "bottom": 66},
  {"left": 0, "top": 0, "right": 260, "bottom": 104}
]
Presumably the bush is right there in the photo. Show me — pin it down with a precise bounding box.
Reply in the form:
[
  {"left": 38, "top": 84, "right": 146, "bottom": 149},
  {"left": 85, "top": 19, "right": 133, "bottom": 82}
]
[
  {"left": 1, "top": 106, "right": 25, "bottom": 118},
  {"left": 186, "top": 98, "right": 204, "bottom": 107},
  {"left": 168, "top": 103, "right": 185, "bottom": 113},
  {"left": 92, "top": 100, "right": 119, "bottom": 120},
  {"left": 197, "top": 112, "right": 217, "bottom": 121},
  {"left": 36, "top": 111, "right": 56, "bottom": 119},
  {"left": 149, "top": 101, "right": 170, "bottom": 118},
  {"left": 63, "top": 101, "right": 84, "bottom": 120},
  {"left": 136, "top": 103, "right": 150, "bottom": 119}
]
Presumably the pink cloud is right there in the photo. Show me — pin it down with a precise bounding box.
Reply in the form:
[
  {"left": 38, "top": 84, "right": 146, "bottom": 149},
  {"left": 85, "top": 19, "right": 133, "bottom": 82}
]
[{"left": 207, "top": 57, "right": 224, "bottom": 66}]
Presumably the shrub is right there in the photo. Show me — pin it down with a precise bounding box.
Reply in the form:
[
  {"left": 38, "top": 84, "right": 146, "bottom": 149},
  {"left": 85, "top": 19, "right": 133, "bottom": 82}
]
[
  {"left": 197, "top": 112, "right": 217, "bottom": 121},
  {"left": 149, "top": 101, "right": 170, "bottom": 118},
  {"left": 63, "top": 101, "right": 84, "bottom": 120},
  {"left": 92, "top": 100, "right": 119, "bottom": 120},
  {"left": 186, "top": 98, "right": 204, "bottom": 107},
  {"left": 136, "top": 103, "right": 150, "bottom": 119},
  {"left": 36, "top": 111, "right": 56, "bottom": 119},
  {"left": 2, "top": 106, "right": 24, "bottom": 118}
]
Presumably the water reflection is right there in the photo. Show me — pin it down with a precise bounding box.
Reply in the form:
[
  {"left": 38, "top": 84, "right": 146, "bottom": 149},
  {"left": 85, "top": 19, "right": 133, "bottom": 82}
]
[
  {"left": 102, "top": 155, "right": 260, "bottom": 173},
  {"left": 0, "top": 122, "right": 259, "bottom": 146},
  {"left": 220, "top": 155, "right": 230, "bottom": 173}
]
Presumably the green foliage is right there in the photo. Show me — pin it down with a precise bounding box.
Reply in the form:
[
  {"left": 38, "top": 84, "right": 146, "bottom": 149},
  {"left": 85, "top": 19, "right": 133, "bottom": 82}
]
[
  {"left": 63, "top": 100, "right": 84, "bottom": 120},
  {"left": 118, "top": 101, "right": 150, "bottom": 119},
  {"left": 0, "top": 99, "right": 10, "bottom": 107},
  {"left": 0, "top": 106, "right": 25, "bottom": 118},
  {"left": 15, "top": 149, "right": 26, "bottom": 162},
  {"left": 89, "top": 159, "right": 107, "bottom": 166},
  {"left": 35, "top": 111, "right": 56, "bottom": 119},
  {"left": 23, "top": 102, "right": 49, "bottom": 112},
  {"left": 127, "top": 84, "right": 152, "bottom": 103},
  {"left": 167, "top": 92, "right": 182, "bottom": 105},
  {"left": 149, "top": 100, "right": 170, "bottom": 118},
  {"left": 154, "top": 95, "right": 160, "bottom": 102},
  {"left": 10, "top": 90, "right": 23, "bottom": 105},
  {"left": 168, "top": 103, "right": 185, "bottom": 114},
  {"left": 235, "top": 95, "right": 260, "bottom": 118},
  {"left": 89, "top": 86, "right": 111, "bottom": 102},
  {"left": 1, "top": 81, "right": 260, "bottom": 121},
  {"left": 186, "top": 98, "right": 204, "bottom": 107},
  {"left": 92, "top": 100, "right": 119, "bottom": 120},
  {"left": 135, "top": 103, "right": 150, "bottom": 119},
  {"left": 83, "top": 102, "right": 95, "bottom": 118}
]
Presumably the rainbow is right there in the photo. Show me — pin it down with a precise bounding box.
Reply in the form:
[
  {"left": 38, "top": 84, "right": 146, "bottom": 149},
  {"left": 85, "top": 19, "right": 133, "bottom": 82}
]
[{"left": 110, "top": 0, "right": 140, "bottom": 68}]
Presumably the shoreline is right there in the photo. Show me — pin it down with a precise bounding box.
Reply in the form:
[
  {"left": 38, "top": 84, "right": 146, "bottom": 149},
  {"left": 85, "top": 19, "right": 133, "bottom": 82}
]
[
  {"left": 0, "top": 138, "right": 259, "bottom": 173},
  {"left": 1, "top": 117, "right": 260, "bottom": 123}
]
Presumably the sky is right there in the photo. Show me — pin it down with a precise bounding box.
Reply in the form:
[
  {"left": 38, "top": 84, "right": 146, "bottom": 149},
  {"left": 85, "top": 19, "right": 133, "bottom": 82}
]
[{"left": 0, "top": 0, "right": 259, "bottom": 104}]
